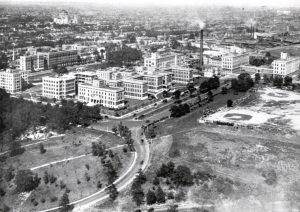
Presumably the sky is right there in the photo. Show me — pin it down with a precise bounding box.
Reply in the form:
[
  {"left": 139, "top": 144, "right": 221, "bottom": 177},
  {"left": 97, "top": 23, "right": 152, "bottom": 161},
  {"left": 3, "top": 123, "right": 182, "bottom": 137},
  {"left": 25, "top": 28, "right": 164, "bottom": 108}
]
[{"left": 1, "top": 0, "right": 300, "bottom": 8}]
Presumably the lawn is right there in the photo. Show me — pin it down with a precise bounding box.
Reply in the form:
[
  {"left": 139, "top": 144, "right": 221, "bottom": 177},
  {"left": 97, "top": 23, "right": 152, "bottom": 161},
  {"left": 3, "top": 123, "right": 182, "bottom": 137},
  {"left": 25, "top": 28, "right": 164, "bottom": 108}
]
[
  {"left": 264, "top": 45, "right": 300, "bottom": 58},
  {"left": 0, "top": 127, "right": 134, "bottom": 211}
]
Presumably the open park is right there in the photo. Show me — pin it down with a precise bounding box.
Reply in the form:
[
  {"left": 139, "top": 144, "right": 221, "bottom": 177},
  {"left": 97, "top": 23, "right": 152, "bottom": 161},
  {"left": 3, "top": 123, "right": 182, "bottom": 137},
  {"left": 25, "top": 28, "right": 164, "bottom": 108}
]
[{"left": 0, "top": 128, "right": 134, "bottom": 211}]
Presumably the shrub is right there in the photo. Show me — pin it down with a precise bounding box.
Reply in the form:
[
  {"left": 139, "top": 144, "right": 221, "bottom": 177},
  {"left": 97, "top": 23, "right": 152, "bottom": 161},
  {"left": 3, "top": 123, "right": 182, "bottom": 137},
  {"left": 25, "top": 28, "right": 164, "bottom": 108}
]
[
  {"left": 85, "top": 173, "right": 90, "bottom": 182},
  {"left": 43, "top": 171, "right": 49, "bottom": 184},
  {"left": 169, "top": 149, "right": 181, "bottom": 158},
  {"left": 49, "top": 175, "right": 57, "bottom": 184},
  {"left": 39, "top": 143, "right": 46, "bottom": 154},
  {"left": 77, "top": 179, "right": 81, "bottom": 184},
  {"left": 0, "top": 187, "right": 6, "bottom": 196},
  {"left": 227, "top": 99, "right": 233, "bottom": 107},
  {"left": 33, "top": 200, "right": 39, "bottom": 206},
  {"left": 85, "top": 164, "right": 90, "bottom": 170},
  {"left": 50, "top": 196, "right": 58, "bottom": 202},
  {"left": 41, "top": 198, "right": 46, "bottom": 203},
  {"left": 15, "top": 170, "right": 41, "bottom": 192},
  {"left": 2, "top": 204, "right": 10, "bottom": 212},
  {"left": 174, "top": 188, "right": 186, "bottom": 202},
  {"left": 167, "top": 192, "right": 174, "bottom": 200},
  {"left": 60, "top": 180, "right": 66, "bottom": 189},
  {"left": 262, "top": 169, "right": 277, "bottom": 185},
  {"left": 153, "top": 177, "right": 160, "bottom": 186},
  {"left": 97, "top": 181, "right": 102, "bottom": 189},
  {"left": 4, "top": 166, "right": 14, "bottom": 182},
  {"left": 9, "top": 141, "right": 25, "bottom": 157}
]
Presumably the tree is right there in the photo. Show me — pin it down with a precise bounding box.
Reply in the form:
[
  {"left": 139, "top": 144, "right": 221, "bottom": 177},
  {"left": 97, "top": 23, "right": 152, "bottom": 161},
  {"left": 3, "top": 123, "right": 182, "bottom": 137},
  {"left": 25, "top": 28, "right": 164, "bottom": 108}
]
[
  {"left": 173, "top": 90, "right": 181, "bottom": 99},
  {"left": 0, "top": 52, "right": 8, "bottom": 70},
  {"left": 255, "top": 73, "right": 261, "bottom": 83},
  {"left": 91, "top": 141, "right": 106, "bottom": 157},
  {"left": 169, "top": 37, "right": 180, "bottom": 49},
  {"left": 200, "top": 81, "right": 210, "bottom": 93},
  {"left": 54, "top": 67, "right": 68, "bottom": 75},
  {"left": 131, "top": 179, "right": 145, "bottom": 206},
  {"left": 43, "top": 171, "right": 49, "bottom": 184},
  {"left": 106, "top": 184, "right": 119, "bottom": 201},
  {"left": 227, "top": 99, "right": 233, "bottom": 107},
  {"left": 284, "top": 76, "right": 293, "bottom": 86},
  {"left": 136, "top": 169, "right": 147, "bottom": 185},
  {"left": 15, "top": 169, "right": 41, "bottom": 192},
  {"left": 9, "top": 141, "right": 25, "bottom": 157},
  {"left": 187, "top": 83, "right": 196, "bottom": 95},
  {"left": 39, "top": 143, "right": 46, "bottom": 154},
  {"left": 265, "top": 52, "right": 271, "bottom": 57},
  {"left": 112, "top": 126, "right": 118, "bottom": 135},
  {"left": 172, "top": 165, "right": 194, "bottom": 187},
  {"left": 155, "top": 186, "right": 166, "bottom": 204},
  {"left": 221, "top": 87, "right": 227, "bottom": 94},
  {"left": 4, "top": 166, "right": 15, "bottom": 182},
  {"left": 103, "top": 160, "right": 118, "bottom": 184},
  {"left": 166, "top": 204, "right": 179, "bottom": 212},
  {"left": 231, "top": 79, "right": 239, "bottom": 91},
  {"left": 273, "top": 76, "right": 283, "bottom": 88},
  {"left": 207, "top": 91, "right": 213, "bottom": 102},
  {"left": 59, "top": 191, "right": 74, "bottom": 212},
  {"left": 157, "top": 162, "right": 175, "bottom": 178},
  {"left": 263, "top": 74, "right": 270, "bottom": 84},
  {"left": 146, "top": 190, "right": 157, "bottom": 205},
  {"left": 153, "top": 177, "right": 160, "bottom": 186}
]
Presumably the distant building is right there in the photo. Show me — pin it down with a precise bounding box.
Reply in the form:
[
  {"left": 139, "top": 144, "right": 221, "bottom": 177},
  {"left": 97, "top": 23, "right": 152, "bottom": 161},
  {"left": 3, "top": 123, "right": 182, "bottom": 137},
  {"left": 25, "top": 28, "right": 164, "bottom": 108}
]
[
  {"left": 20, "top": 55, "right": 45, "bottom": 71},
  {"left": 39, "top": 50, "right": 78, "bottom": 69},
  {"left": 240, "top": 65, "right": 273, "bottom": 76},
  {"left": 96, "top": 69, "right": 116, "bottom": 82},
  {"left": 221, "top": 53, "right": 249, "bottom": 73},
  {"left": 141, "top": 72, "right": 173, "bottom": 93},
  {"left": 144, "top": 51, "right": 185, "bottom": 68},
  {"left": 69, "top": 71, "right": 98, "bottom": 84},
  {"left": 273, "top": 52, "right": 300, "bottom": 76},
  {"left": 0, "top": 69, "right": 29, "bottom": 93},
  {"left": 42, "top": 75, "right": 76, "bottom": 99},
  {"left": 171, "top": 67, "right": 193, "bottom": 84},
  {"left": 122, "top": 78, "right": 148, "bottom": 100},
  {"left": 78, "top": 80, "right": 125, "bottom": 109},
  {"left": 53, "top": 10, "right": 80, "bottom": 25}
]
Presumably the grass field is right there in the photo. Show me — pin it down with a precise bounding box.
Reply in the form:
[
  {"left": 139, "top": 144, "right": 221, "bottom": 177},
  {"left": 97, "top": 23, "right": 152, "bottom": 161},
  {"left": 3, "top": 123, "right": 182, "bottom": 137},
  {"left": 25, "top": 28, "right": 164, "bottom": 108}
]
[
  {"left": 147, "top": 124, "right": 300, "bottom": 212},
  {"left": 0, "top": 127, "right": 133, "bottom": 211},
  {"left": 264, "top": 45, "right": 300, "bottom": 58}
]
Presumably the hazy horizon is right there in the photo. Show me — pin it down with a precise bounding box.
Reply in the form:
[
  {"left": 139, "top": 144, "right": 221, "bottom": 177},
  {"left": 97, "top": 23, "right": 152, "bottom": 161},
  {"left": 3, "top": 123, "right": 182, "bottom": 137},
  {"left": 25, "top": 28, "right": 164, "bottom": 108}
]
[{"left": 0, "top": 0, "right": 300, "bottom": 8}]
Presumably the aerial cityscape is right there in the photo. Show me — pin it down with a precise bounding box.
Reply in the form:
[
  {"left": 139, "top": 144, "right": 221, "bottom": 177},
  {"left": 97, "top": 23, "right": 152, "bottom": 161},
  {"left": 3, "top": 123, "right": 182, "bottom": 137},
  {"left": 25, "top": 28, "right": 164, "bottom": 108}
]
[{"left": 1, "top": 0, "right": 300, "bottom": 211}]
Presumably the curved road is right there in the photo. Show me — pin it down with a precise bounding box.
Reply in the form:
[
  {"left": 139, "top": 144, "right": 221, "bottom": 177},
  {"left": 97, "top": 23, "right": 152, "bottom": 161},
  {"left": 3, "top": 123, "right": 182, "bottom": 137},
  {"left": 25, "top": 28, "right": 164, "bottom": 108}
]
[{"left": 38, "top": 127, "right": 150, "bottom": 212}]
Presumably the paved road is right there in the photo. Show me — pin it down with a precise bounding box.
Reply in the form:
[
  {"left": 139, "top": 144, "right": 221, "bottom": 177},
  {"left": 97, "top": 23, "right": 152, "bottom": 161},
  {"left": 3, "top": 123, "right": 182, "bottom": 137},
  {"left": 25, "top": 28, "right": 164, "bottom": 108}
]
[{"left": 38, "top": 127, "right": 150, "bottom": 212}]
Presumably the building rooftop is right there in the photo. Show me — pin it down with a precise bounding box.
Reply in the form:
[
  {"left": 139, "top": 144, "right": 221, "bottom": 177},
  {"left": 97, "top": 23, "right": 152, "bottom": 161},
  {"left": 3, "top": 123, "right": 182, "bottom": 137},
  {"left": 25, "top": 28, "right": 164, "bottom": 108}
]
[{"left": 80, "top": 83, "right": 124, "bottom": 92}]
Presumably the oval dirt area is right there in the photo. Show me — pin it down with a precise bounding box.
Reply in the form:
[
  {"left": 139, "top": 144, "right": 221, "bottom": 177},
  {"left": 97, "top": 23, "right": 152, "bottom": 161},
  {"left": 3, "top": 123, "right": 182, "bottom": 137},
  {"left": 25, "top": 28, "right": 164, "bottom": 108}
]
[
  {"left": 224, "top": 113, "right": 253, "bottom": 121},
  {"left": 268, "top": 92, "right": 289, "bottom": 98}
]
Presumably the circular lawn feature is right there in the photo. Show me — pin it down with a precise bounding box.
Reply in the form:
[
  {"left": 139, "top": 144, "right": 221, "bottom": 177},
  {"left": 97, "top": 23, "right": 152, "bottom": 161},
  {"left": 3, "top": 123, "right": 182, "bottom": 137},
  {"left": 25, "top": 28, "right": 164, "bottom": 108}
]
[
  {"left": 267, "top": 92, "right": 289, "bottom": 98},
  {"left": 224, "top": 113, "right": 253, "bottom": 121}
]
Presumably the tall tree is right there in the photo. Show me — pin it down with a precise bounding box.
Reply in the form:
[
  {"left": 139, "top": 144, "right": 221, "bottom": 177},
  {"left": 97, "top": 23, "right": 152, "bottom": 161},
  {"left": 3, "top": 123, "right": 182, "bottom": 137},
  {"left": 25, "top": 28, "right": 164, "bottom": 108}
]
[
  {"left": 146, "top": 190, "right": 157, "bottom": 205},
  {"left": 155, "top": 186, "right": 166, "bottom": 204},
  {"left": 59, "top": 191, "right": 74, "bottom": 212}
]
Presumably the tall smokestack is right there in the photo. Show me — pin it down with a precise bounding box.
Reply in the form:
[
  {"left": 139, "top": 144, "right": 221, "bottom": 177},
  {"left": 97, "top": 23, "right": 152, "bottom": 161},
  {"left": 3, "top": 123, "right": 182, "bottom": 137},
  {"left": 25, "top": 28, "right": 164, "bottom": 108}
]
[
  {"left": 200, "top": 29, "right": 203, "bottom": 71},
  {"left": 250, "top": 24, "right": 253, "bottom": 38}
]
